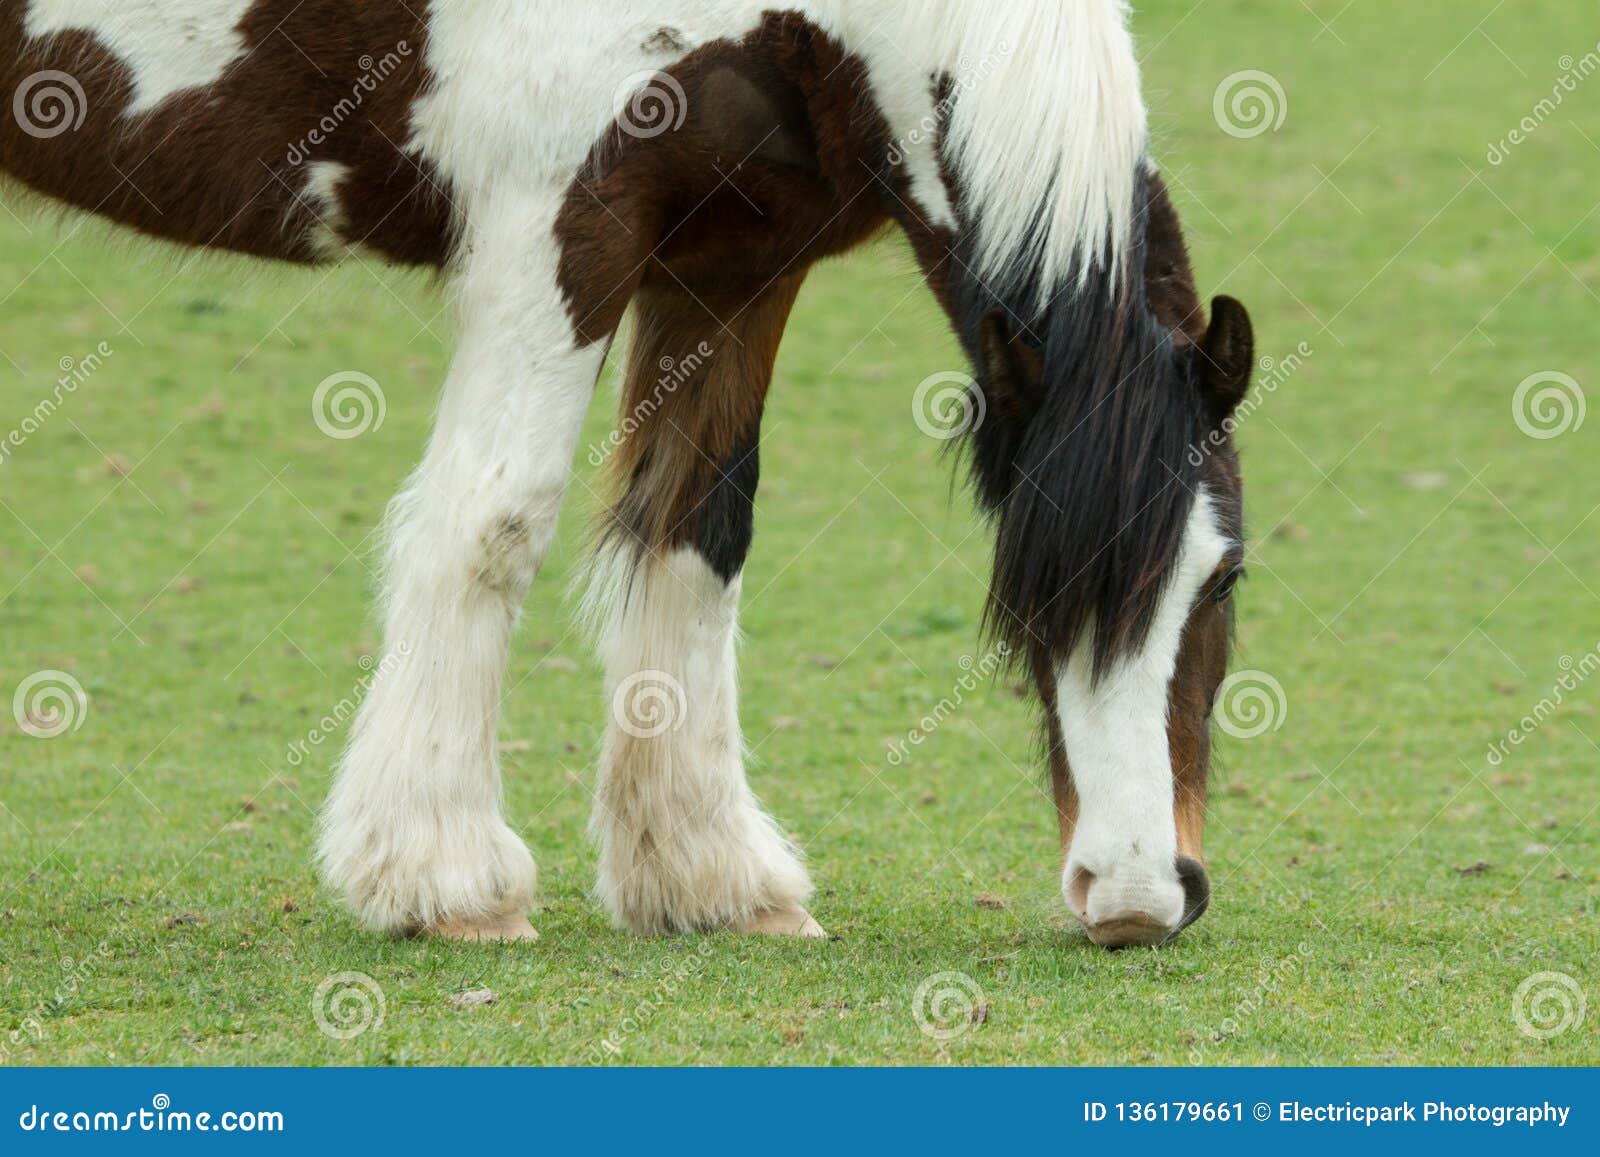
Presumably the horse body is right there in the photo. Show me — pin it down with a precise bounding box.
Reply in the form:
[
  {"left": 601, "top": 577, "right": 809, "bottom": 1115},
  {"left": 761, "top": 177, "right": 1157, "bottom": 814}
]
[{"left": 1, "top": 1, "right": 1251, "bottom": 947}]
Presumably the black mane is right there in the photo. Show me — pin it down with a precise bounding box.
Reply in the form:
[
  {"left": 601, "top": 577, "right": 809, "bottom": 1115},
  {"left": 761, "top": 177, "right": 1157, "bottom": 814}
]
[{"left": 953, "top": 177, "right": 1207, "bottom": 680}]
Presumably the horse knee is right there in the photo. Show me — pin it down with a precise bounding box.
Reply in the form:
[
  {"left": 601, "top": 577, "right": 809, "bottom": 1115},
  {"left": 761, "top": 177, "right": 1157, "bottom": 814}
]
[
  {"left": 472, "top": 512, "right": 541, "bottom": 596},
  {"left": 401, "top": 477, "right": 563, "bottom": 602}
]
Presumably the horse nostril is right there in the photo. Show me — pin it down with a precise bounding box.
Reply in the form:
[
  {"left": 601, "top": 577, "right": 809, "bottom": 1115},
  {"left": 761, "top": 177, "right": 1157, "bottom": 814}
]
[
  {"left": 1174, "top": 855, "right": 1211, "bottom": 933},
  {"left": 1065, "top": 866, "right": 1096, "bottom": 915}
]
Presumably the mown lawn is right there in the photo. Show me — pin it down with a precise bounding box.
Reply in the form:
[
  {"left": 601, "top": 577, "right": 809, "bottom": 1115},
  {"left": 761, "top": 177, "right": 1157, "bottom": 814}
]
[{"left": 2, "top": 1, "right": 1596, "bottom": 1065}]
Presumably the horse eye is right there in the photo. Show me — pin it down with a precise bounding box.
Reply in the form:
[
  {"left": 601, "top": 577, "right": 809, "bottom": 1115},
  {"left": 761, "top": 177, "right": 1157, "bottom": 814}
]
[{"left": 1212, "top": 567, "right": 1243, "bottom": 603}]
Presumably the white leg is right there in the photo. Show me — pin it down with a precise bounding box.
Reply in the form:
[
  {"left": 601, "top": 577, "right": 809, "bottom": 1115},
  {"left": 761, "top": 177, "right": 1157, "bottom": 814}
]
[
  {"left": 317, "top": 190, "right": 604, "bottom": 938},
  {"left": 590, "top": 548, "right": 818, "bottom": 937}
]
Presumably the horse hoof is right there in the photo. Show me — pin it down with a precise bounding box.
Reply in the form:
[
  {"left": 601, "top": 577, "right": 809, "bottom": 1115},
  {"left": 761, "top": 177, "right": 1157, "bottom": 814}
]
[
  {"left": 735, "top": 906, "right": 827, "bottom": 938},
  {"left": 425, "top": 913, "right": 540, "bottom": 942}
]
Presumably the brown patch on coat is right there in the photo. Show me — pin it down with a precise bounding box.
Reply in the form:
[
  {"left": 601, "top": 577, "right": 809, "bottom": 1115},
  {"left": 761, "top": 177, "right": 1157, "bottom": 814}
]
[
  {"left": 605, "top": 276, "right": 805, "bottom": 556},
  {"left": 553, "top": 13, "right": 957, "bottom": 555},
  {"left": 554, "top": 13, "right": 905, "bottom": 348},
  {"left": 0, "top": 2, "right": 450, "bottom": 265},
  {"left": 1167, "top": 598, "right": 1231, "bottom": 861}
]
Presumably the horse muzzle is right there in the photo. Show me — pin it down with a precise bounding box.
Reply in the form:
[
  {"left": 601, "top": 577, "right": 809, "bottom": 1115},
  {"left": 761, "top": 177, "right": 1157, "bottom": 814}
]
[{"left": 1065, "top": 855, "right": 1211, "bottom": 949}]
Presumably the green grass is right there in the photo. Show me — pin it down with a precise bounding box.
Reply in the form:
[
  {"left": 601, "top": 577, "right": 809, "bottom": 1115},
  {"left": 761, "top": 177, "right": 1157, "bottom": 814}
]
[{"left": 2, "top": 1, "right": 1597, "bottom": 1066}]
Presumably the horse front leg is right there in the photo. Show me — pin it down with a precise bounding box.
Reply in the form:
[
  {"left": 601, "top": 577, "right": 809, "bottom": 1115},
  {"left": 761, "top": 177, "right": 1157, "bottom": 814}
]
[
  {"left": 587, "top": 277, "right": 821, "bottom": 938},
  {"left": 317, "top": 190, "right": 609, "bottom": 940}
]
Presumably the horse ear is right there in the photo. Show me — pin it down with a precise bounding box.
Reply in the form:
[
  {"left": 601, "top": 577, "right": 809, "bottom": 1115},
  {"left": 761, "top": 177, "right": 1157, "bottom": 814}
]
[
  {"left": 1200, "top": 295, "right": 1254, "bottom": 414},
  {"left": 979, "top": 310, "right": 1044, "bottom": 421}
]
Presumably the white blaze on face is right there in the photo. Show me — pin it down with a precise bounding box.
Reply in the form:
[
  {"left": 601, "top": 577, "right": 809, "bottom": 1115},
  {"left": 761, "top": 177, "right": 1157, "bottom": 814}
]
[
  {"left": 25, "top": 0, "right": 255, "bottom": 114},
  {"left": 1055, "top": 488, "right": 1230, "bottom": 931}
]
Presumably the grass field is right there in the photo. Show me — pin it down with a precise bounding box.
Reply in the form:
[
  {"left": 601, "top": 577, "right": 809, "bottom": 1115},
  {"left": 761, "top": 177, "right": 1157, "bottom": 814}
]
[{"left": 2, "top": 1, "right": 1597, "bottom": 1066}]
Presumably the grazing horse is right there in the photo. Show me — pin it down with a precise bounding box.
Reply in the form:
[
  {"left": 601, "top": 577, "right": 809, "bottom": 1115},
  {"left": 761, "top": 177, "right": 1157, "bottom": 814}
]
[{"left": 1, "top": 1, "right": 1253, "bottom": 948}]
